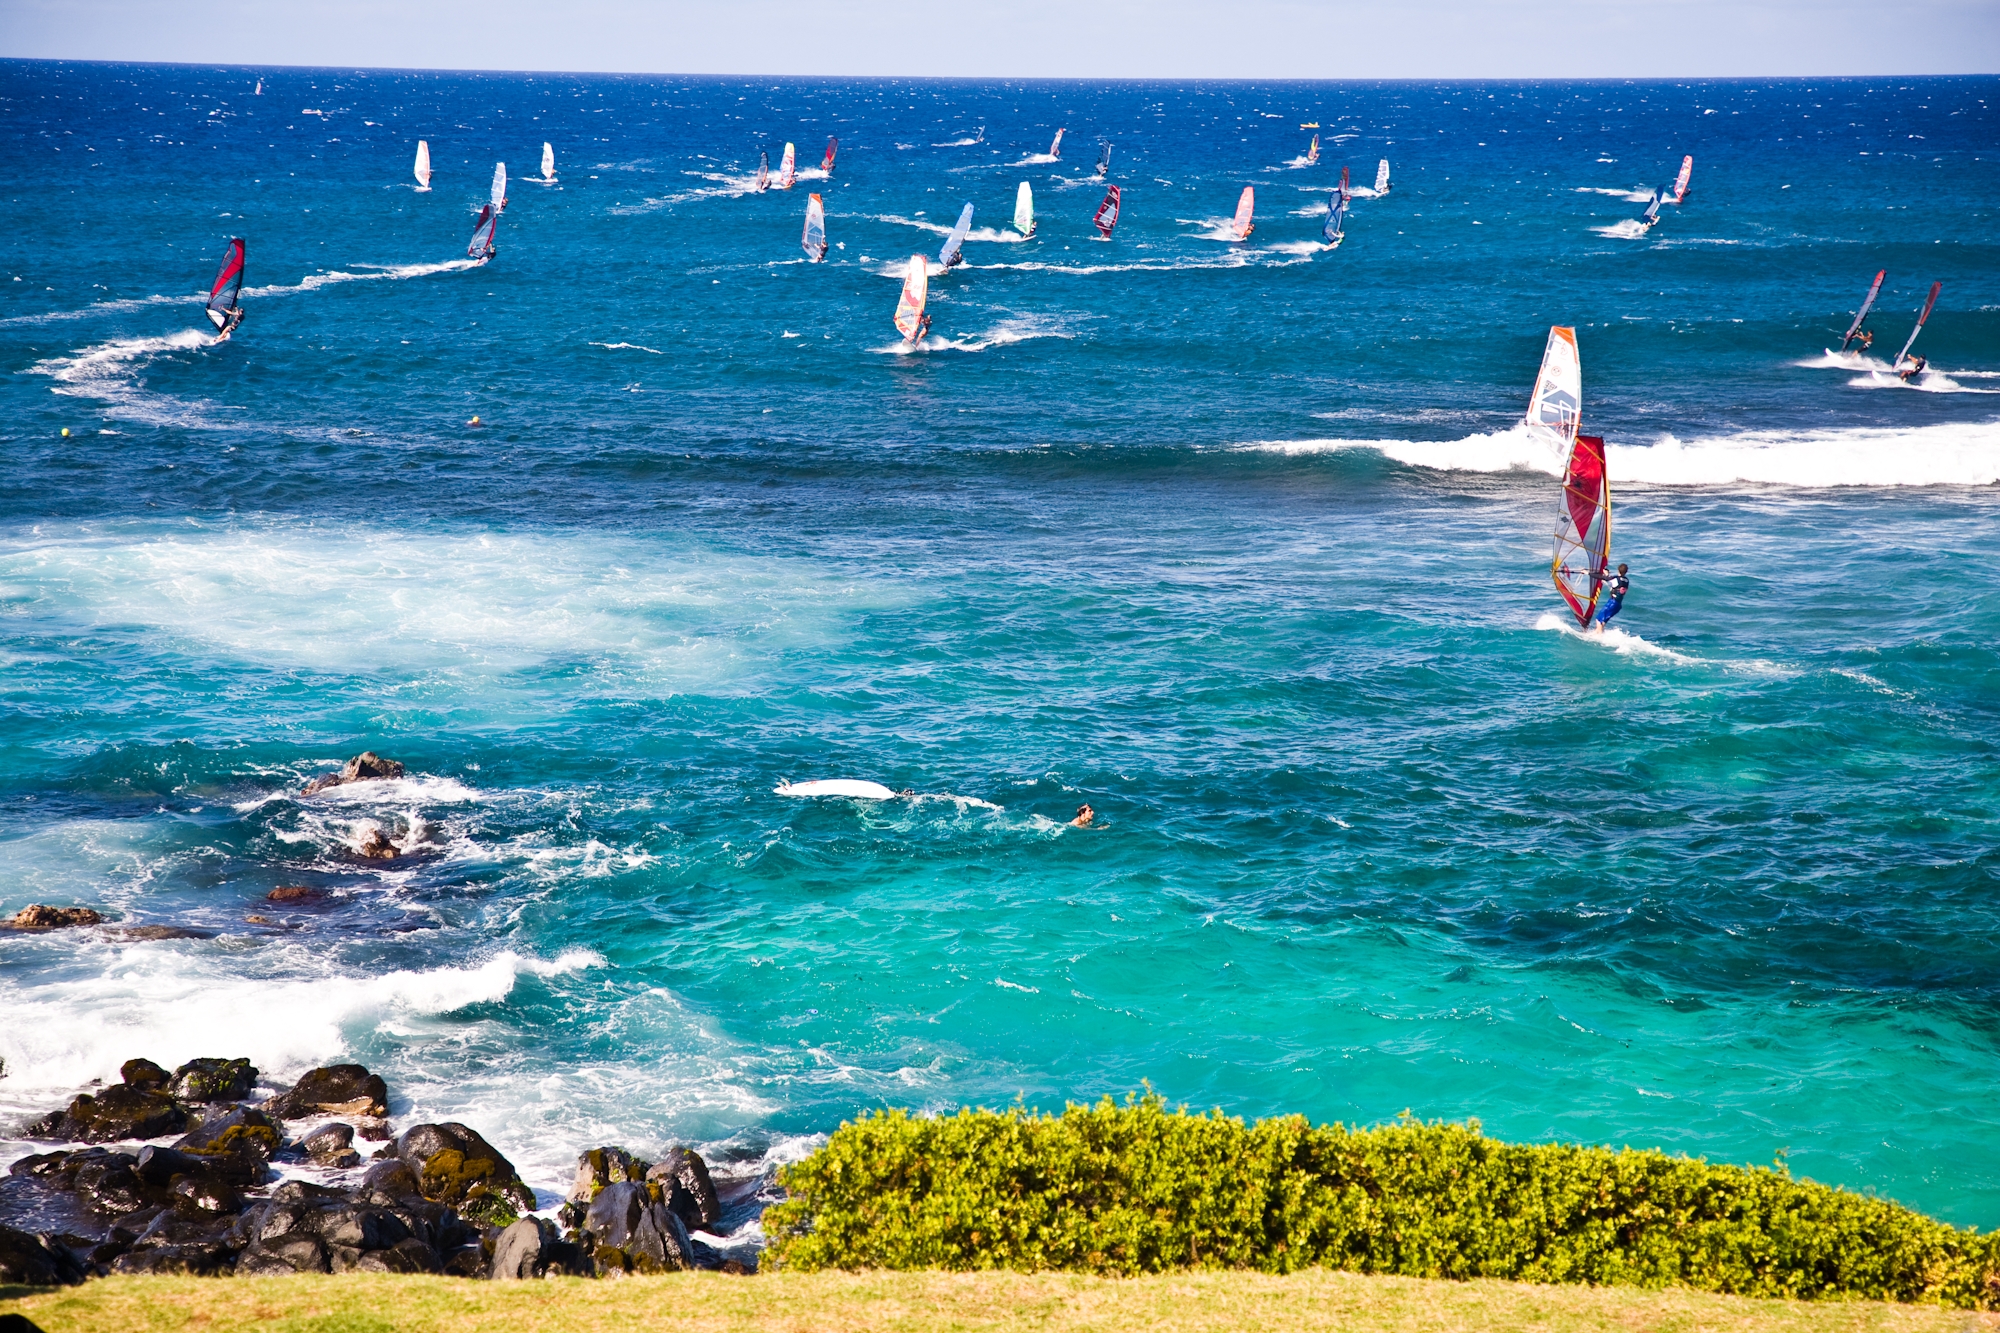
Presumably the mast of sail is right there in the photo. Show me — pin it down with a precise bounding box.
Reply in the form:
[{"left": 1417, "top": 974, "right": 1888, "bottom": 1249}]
[
  {"left": 894, "top": 255, "right": 930, "bottom": 343},
  {"left": 414, "top": 140, "right": 432, "bottom": 191},
  {"left": 1305, "top": 133, "right": 1319, "bottom": 165},
  {"left": 541, "top": 142, "right": 555, "bottom": 183},
  {"left": 1048, "top": 127, "right": 1064, "bottom": 159},
  {"left": 822, "top": 137, "right": 838, "bottom": 174},
  {"left": 1672, "top": 155, "right": 1693, "bottom": 203},
  {"left": 1322, "top": 190, "right": 1346, "bottom": 246},
  {"left": 1525, "top": 325, "right": 1582, "bottom": 460},
  {"left": 802, "top": 193, "right": 828, "bottom": 261},
  {"left": 756, "top": 151, "right": 770, "bottom": 192},
  {"left": 1014, "top": 181, "right": 1035, "bottom": 237},
  {"left": 1895, "top": 281, "right": 1942, "bottom": 367},
  {"left": 938, "top": 203, "right": 974, "bottom": 269},
  {"left": 1551, "top": 433, "right": 1611, "bottom": 628},
  {"left": 467, "top": 203, "right": 497, "bottom": 261},
  {"left": 1231, "top": 186, "right": 1255, "bottom": 241},
  {"left": 1841, "top": 270, "right": 1886, "bottom": 351},
  {"left": 491, "top": 162, "right": 507, "bottom": 214},
  {"left": 779, "top": 143, "right": 797, "bottom": 189},
  {"left": 204, "top": 238, "right": 246, "bottom": 334},
  {"left": 1096, "top": 141, "right": 1112, "bottom": 177},
  {"left": 1375, "top": 159, "right": 1390, "bottom": 195},
  {"left": 1093, "top": 184, "right": 1120, "bottom": 238}
]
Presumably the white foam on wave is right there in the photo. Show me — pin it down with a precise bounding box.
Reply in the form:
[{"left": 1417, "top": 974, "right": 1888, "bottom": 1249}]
[
  {"left": 1534, "top": 611, "right": 1704, "bottom": 665},
  {"left": 241, "top": 259, "right": 480, "bottom": 298},
  {"left": 591, "top": 340, "right": 663, "bottom": 354},
  {"left": 1247, "top": 419, "right": 2000, "bottom": 488},
  {"left": 978, "top": 254, "right": 1254, "bottom": 277},
  {"left": 1798, "top": 350, "right": 1891, "bottom": 371},
  {"left": 872, "top": 316, "right": 1075, "bottom": 355},
  {"left": 1847, "top": 369, "right": 1996, "bottom": 395},
  {"left": 30, "top": 329, "right": 221, "bottom": 426},
  {"left": 1183, "top": 216, "right": 1253, "bottom": 243},
  {"left": 862, "top": 214, "right": 1024, "bottom": 246},
  {"left": 1575, "top": 185, "right": 1659, "bottom": 203},
  {"left": 1592, "top": 219, "right": 1654, "bottom": 239},
  {"left": 0, "top": 292, "right": 203, "bottom": 328}
]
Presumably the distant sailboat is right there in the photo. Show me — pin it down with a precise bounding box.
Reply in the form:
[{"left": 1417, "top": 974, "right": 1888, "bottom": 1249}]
[
  {"left": 1893, "top": 281, "right": 1942, "bottom": 372},
  {"left": 254, "top": 80, "right": 262, "bottom": 96},
  {"left": 803, "top": 193, "right": 828, "bottom": 261},
  {"left": 491, "top": 162, "right": 507, "bottom": 214},
  {"left": 894, "top": 254, "right": 930, "bottom": 344},
  {"left": 1231, "top": 186, "right": 1255, "bottom": 241},
  {"left": 540, "top": 142, "right": 555, "bottom": 184},
  {"left": 1321, "top": 190, "right": 1346, "bottom": 247},
  {"left": 938, "top": 203, "right": 974, "bottom": 269},
  {"left": 1839, "top": 270, "right": 1887, "bottom": 353},
  {"left": 821, "top": 137, "right": 838, "bottom": 174},
  {"left": 468, "top": 203, "right": 497, "bottom": 262},
  {"left": 1095, "top": 141, "right": 1112, "bottom": 178},
  {"left": 1013, "top": 181, "right": 1035, "bottom": 238},
  {"left": 1638, "top": 189, "right": 1662, "bottom": 229},
  {"left": 1093, "top": 184, "right": 1120, "bottom": 239},
  {"left": 1304, "top": 134, "right": 1319, "bottom": 166},
  {"left": 756, "top": 151, "right": 771, "bottom": 193},
  {"left": 778, "top": 142, "right": 797, "bottom": 189},
  {"left": 413, "top": 140, "right": 431, "bottom": 191},
  {"left": 1047, "top": 127, "right": 1064, "bottom": 160},
  {"left": 1374, "top": 159, "right": 1390, "bottom": 195},
  {"left": 204, "top": 238, "right": 246, "bottom": 338},
  {"left": 1671, "top": 155, "right": 1693, "bottom": 204}
]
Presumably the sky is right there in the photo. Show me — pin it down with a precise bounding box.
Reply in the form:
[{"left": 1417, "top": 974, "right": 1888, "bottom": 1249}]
[{"left": 2, "top": 0, "right": 1997, "bottom": 79}]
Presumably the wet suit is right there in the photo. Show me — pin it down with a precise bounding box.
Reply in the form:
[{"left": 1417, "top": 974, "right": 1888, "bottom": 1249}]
[{"left": 1594, "top": 569, "right": 1630, "bottom": 628}]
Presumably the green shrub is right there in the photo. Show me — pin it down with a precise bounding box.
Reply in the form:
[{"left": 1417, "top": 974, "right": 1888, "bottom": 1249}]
[{"left": 764, "top": 1095, "right": 2000, "bottom": 1306}]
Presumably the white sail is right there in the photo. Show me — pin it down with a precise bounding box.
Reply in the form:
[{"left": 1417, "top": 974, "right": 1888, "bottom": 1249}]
[
  {"left": 1048, "top": 127, "right": 1064, "bottom": 159},
  {"left": 802, "top": 193, "right": 827, "bottom": 261},
  {"left": 1013, "top": 181, "right": 1035, "bottom": 237},
  {"left": 491, "top": 161, "right": 507, "bottom": 213},
  {"left": 413, "top": 140, "right": 431, "bottom": 191},
  {"left": 1525, "top": 326, "right": 1582, "bottom": 458},
  {"left": 894, "top": 254, "right": 930, "bottom": 343},
  {"left": 541, "top": 142, "right": 555, "bottom": 183},
  {"left": 779, "top": 142, "right": 796, "bottom": 189},
  {"left": 1374, "top": 159, "right": 1390, "bottom": 195}
]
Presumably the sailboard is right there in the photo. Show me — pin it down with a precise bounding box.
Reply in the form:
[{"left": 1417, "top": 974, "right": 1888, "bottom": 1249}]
[
  {"left": 490, "top": 161, "right": 507, "bottom": 214},
  {"left": 1304, "top": 133, "right": 1319, "bottom": 166},
  {"left": 1321, "top": 190, "right": 1346, "bottom": 247},
  {"left": 778, "top": 142, "right": 797, "bottom": 189},
  {"left": 467, "top": 203, "right": 497, "bottom": 262},
  {"left": 540, "top": 142, "right": 555, "bottom": 183},
  {"left": 1551, "top": 433, "right": 1611, "bottom": 629},
  {"left": 1095, "top": 140, "right": 1112, "bottom": 177},
  {"left": 1374, "top": 159, "right": 1390, "bottom": 195},
  {"left": 802, "top": 193, "right": 828, "bottom": 261},
  {"left": 1840, "top": 270, "right": 1886, "bottom": 352},
  {"left": 204, "top": 237, "right": 246, "bottom": 337},
  {"left": 1894, "top": 281, "right": 1942, "bottom": 369},
  {"left": 413, "top": 140, "right": 432, "bottom": 191},
  {"left": 1639, "top": 189, "right": 1661, "bottom": 228},
  {"left": 894, "top": 254, "right": 930, "bottom": 344},
  {"left": 1672, "top": 155, "right": 1693, "bottom": 204},
  {"left": 1013, "top": 181, "right": 1036, "bottom": 238},
  {"left": 938, "top": 203, "right": 974, "bottom": 269},
  {"left": 1525, "top": 325, "right": 1582, "bottom": 459},
  {"left": 756, "top": 151, "right": 771, "bottom": 193},
  {"left": 822, "top": 137, "right": 838, "bottom": 173},
  {"left": 1231, "top": 186, "right": 1255, "bottom": 241},
  {"left": 1048, "top": 127, "right": 1065, "bottom": 159},
  {"left": 1093, "top": 184, "right": 1120, "bottom": 238}
]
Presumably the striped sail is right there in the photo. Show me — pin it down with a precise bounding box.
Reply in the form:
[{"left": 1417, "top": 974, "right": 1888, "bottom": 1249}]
[{"left": 1552, "top": 434, "right": 1611, "bottom": 628}]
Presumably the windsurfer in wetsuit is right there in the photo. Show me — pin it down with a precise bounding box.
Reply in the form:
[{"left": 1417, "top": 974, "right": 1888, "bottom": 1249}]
[
  {"left": 1899, "top": 355, "right": 1927, "bottom": 382},
  {"left": 1593, "top": 564, "right": 1630, "bottom": 629}
]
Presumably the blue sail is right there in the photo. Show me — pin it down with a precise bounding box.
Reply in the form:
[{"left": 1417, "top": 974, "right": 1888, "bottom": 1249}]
[
  {"left": 1321, "top": 192, "right": 1346, "bottom": 245},
  {"left": 938, "top": 203, "right": 974, "bottom": 268}
]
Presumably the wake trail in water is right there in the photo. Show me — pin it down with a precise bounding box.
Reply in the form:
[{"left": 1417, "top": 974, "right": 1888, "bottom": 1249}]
[
  {"left": 1592, "top": 219, "right": 1654, "bottom": 239},
  {"left": 0, "top": 293, "right": 203, "bottom": 328},
  {"left": 871, "top": 316, "right": 1076, "bottom": 355},
  {"left": 242, "top": 258, "right": 483, "bottom": 297},
  {"left": 1576, "top": 186, "right": 1660, "bottom": 203}
]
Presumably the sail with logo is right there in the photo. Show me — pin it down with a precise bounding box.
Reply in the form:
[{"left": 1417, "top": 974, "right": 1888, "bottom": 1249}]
[
  {"left": 802, "top": 194, "right": 828, "bottom": 261},
  {"left": 204, "top": 238, "right": 246, "bottom": 338},
  {"left": 1093, "top": 184, "right": 1120, "bottom": 238}
]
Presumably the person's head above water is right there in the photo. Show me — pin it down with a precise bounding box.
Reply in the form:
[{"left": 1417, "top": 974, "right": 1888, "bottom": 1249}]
[{"left": 1071, "top": 804, "right": 1094, "bottom": 827}]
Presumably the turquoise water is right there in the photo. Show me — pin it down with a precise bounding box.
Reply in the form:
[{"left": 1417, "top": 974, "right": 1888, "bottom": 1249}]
[{"left": 1, "top": 63, "right": 1997, "bottom": 1232}]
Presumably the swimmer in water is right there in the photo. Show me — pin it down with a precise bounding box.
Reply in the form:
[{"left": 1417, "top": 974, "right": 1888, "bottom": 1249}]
[{"left": 1070, "top": 804, "right": 1095, "bottom": 828}]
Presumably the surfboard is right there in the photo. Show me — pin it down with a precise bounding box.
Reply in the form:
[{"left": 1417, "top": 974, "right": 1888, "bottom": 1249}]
[{"left": 775, "top": 779, "right": 898, "bottom": 799}]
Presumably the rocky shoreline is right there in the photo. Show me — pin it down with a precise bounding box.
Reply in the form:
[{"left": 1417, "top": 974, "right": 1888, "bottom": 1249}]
[{"left": 0, "top": 1056, "right": 752, "bottom": 1286}]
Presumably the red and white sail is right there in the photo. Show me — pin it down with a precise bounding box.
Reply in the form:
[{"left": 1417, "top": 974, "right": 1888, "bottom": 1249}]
[
  {"left": 894, "top": 254, "right": 930, "bottom": 343},
  {"left": 1093, "top": 184, "right": 1120, "bottom": 238},
  {"left": 1525, "top": 326, "right": 1581, "bottom": 458},
  {"left": 1552, "top": 434, "right": 1611, "bottom": 628},
  {"left": 1231, "top": 187, "right": 1254, "bottom": 241},
  {"left": 467, "top": 203, "right": 497, "bottom": 261},
  {"left": 1672, "top": 155, "right": 1693, "bottom": 203},
  {"left": 204, "top": 238, "right": 245, "bottom": 335},
  {"left": 821, "top": 137, "right": 838, "bottom": 173},
  {"left": 1048, "top": 127, "right": 1064, "bottom": 159},
  {"left": 779, "top": 142, "right": 796, "bottom": 189}
]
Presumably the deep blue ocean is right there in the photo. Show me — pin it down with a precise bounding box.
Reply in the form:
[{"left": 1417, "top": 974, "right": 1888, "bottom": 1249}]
[{"left": 2, "top": 61, "right": 1998, "bottom": 1238}]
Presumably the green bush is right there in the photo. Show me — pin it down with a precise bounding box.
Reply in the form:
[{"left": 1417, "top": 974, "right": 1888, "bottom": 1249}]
[{"left": 764, "top": 1095, "right": 2000, "bottom": 1306}]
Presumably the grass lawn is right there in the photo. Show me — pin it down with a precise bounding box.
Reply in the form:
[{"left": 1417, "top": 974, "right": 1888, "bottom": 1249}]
[{"left": 5, "top": 1270, "right": 1999, "bottom": 1332}]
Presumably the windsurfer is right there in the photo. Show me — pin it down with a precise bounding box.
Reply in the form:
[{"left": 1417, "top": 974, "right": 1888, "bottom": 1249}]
[
  {"left": 1856, "top": 330, "right": 1873, "bottom": 352},
  {"left": 1899, "top": 355, "right": 1927, "bottom": 382},
  {"left": 1593, "top": 564, "right": 1630, "bottom": 629}
]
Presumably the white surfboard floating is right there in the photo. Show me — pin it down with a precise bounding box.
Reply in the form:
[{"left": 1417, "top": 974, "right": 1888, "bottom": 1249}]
[{"left": 775, "top": 779, "right": 899, "bottom": 799}]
